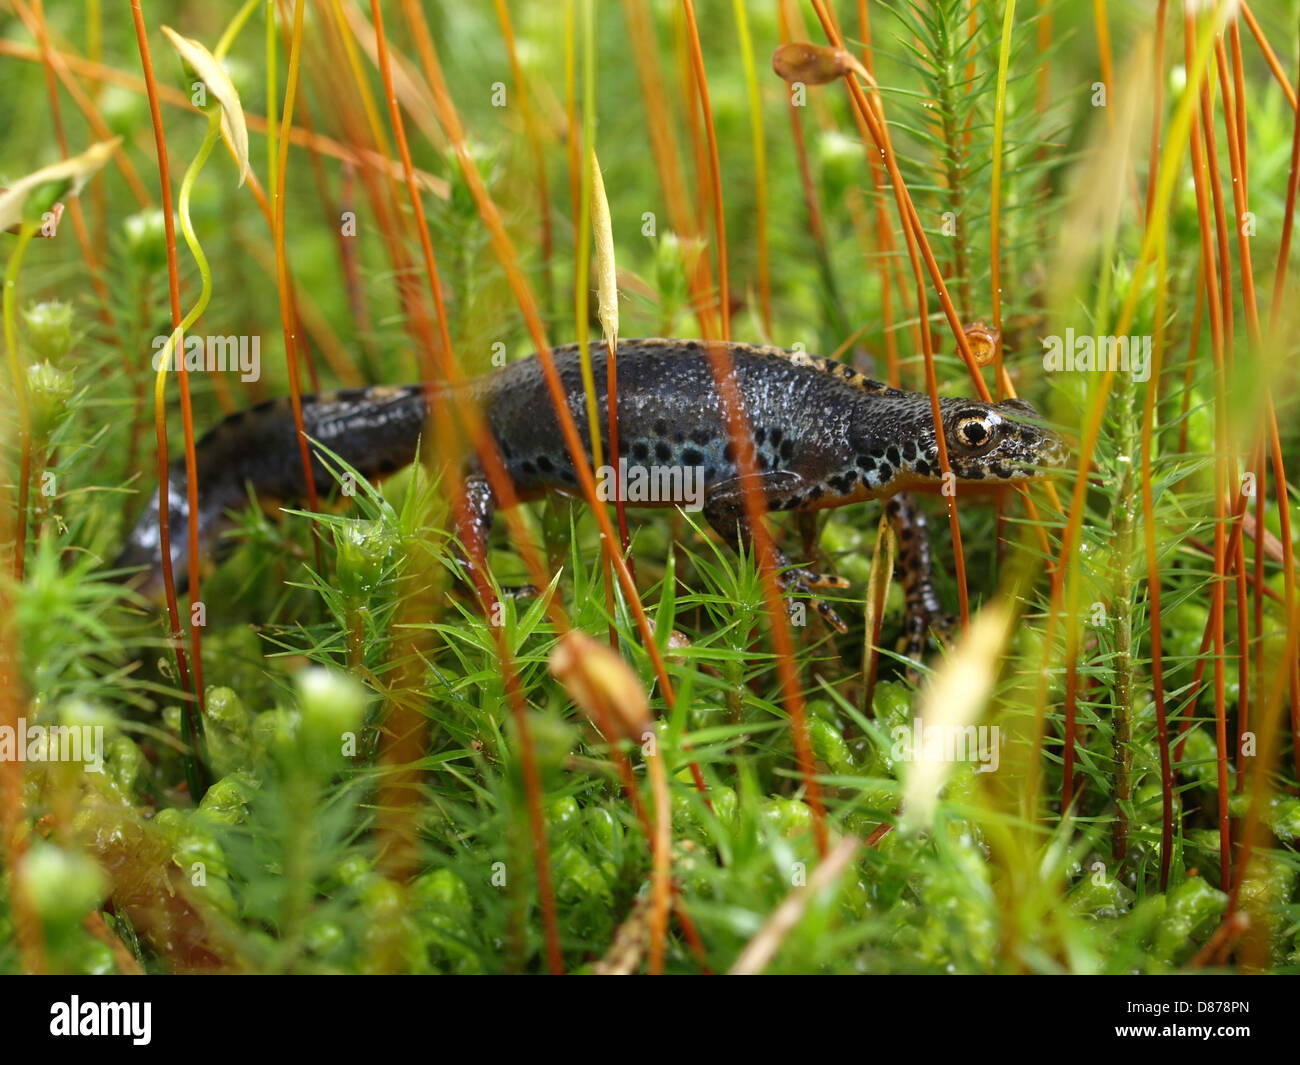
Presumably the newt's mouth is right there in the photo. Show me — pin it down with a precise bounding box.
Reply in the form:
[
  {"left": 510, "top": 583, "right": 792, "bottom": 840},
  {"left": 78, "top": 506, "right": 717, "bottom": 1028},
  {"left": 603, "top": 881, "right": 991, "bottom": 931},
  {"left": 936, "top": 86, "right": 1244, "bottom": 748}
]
[
  {"left": 910, "top": 426, "right": 1070, "bottom": 489},
  {"left": 1035, "top": 430, "right": 1072, "bottom": 472},
  {"left": 990, "top": 423, "right": 1071, "bottom": 480}
]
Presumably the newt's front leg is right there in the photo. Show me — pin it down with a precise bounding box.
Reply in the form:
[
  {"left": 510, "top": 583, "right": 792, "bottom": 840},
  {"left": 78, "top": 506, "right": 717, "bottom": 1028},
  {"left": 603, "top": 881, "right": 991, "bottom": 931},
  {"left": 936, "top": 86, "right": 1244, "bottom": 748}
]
[
  {"left": 702, "top": 472, "right": 850, "bottom": 633},
  {"left": 885, "top": 493, "right": 956, "bottom": 663}
]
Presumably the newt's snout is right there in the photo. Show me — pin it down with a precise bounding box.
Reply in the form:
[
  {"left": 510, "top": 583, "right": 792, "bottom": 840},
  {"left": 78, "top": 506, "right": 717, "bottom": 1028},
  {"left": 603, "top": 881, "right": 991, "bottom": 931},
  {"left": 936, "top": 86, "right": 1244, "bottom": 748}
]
[
  {"left": 880, "top": 395, "right": 1067, "bottom": 490},
  {"left": 937, "top": 396, "right": 1068, "bottom": 483}
]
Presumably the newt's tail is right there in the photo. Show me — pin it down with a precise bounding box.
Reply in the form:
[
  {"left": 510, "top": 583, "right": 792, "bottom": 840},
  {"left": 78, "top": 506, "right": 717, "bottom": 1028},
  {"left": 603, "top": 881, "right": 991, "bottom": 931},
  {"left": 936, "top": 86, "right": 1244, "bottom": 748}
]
[{"left": 114, "top": 384, "right": 431, "bottom": 597}]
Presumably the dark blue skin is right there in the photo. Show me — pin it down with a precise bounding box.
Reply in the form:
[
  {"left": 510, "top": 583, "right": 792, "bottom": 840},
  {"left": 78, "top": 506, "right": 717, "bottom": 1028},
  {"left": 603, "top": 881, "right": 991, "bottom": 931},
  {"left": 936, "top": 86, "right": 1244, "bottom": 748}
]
[
  {"left": 487, "top": 340, "right": 1068, "bottom": 494},
  {"left": 117, "top": 338, "right": 1067, "bottom": 634}
]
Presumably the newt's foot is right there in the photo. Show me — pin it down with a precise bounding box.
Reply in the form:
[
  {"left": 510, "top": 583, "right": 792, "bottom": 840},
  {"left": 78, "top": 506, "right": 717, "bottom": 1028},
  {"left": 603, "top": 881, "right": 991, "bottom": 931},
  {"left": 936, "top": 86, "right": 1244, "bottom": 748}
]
[
  {"left": 501, "top": 582, "right": 541, "bottom": 600},
  {"left": 899, "top": 605, "right": 957, "bottom": 663},
  {"left": 800, "top": 571, "right": 852, "bottom": 592},
  {"left": 780, "top": 566, "right": 849, "bottom": 634},
  {"left": 449, "top": 560, "right": 542, "bottom": 617}
]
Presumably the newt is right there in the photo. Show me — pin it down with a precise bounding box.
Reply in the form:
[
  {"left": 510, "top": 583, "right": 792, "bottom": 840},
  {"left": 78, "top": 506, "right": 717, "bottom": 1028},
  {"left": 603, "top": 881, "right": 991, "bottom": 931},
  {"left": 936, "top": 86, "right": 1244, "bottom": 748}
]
[{"left": 115, "top": 338, "right": 1067, "bottom": 644}]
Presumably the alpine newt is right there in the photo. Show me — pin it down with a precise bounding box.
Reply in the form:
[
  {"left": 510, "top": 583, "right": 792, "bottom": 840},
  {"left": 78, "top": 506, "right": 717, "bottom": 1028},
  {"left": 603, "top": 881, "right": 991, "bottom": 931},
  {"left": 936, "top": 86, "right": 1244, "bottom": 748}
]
[{"left": 116, "top": 338, "right": 1068, "bottom": 645}]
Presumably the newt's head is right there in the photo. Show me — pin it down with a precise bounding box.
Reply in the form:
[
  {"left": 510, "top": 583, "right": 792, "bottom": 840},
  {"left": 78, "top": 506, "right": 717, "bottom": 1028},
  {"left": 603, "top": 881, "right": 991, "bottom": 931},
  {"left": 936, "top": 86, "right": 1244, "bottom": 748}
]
[
  {"left": 851, "top": 395, "right": 1069, "bottom": 496},
  {"left": 935, "top": 396, "right": 1069, "bottom": 483}
]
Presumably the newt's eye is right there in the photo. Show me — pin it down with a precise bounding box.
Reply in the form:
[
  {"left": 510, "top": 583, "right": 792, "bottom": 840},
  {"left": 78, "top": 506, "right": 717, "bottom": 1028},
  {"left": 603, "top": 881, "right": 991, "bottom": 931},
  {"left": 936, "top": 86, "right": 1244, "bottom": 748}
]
[{"left": 954, "top": 413, "right": 999, "bottom": 450}]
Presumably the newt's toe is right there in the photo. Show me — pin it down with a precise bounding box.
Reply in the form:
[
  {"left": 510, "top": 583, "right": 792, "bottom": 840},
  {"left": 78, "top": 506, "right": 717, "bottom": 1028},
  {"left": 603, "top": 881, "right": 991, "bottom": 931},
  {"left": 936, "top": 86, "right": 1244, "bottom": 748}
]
[{"left": 781, "top": 566, "right": 849, "bottom": 633}]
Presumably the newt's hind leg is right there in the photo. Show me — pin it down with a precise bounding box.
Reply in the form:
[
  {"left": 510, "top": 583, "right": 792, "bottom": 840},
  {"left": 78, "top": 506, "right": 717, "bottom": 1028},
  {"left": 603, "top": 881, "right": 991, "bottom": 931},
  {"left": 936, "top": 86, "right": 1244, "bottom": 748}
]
[
  {"left": 885, "top": 493, "right": 956, "bottom": 663},
  {"left": 452, "top": 472, "right": 538, "bottom": 602},
  {"left": 703, "top": 473, "right": 848, "bottom": 633}
]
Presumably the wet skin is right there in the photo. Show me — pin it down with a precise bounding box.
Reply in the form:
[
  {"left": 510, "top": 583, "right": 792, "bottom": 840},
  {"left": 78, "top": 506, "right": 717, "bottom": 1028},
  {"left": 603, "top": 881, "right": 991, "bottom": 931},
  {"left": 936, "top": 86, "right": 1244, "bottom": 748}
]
[{"left": 117, "top": 338, "right": 1068, "bottom": 637}]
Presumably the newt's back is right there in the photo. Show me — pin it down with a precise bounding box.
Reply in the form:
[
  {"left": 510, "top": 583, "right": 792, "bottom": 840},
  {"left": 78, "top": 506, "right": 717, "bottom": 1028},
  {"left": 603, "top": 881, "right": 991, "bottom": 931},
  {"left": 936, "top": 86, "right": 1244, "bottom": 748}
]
[{"left": 482, "top": 338, "right": 1065, "bottom": 508}]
